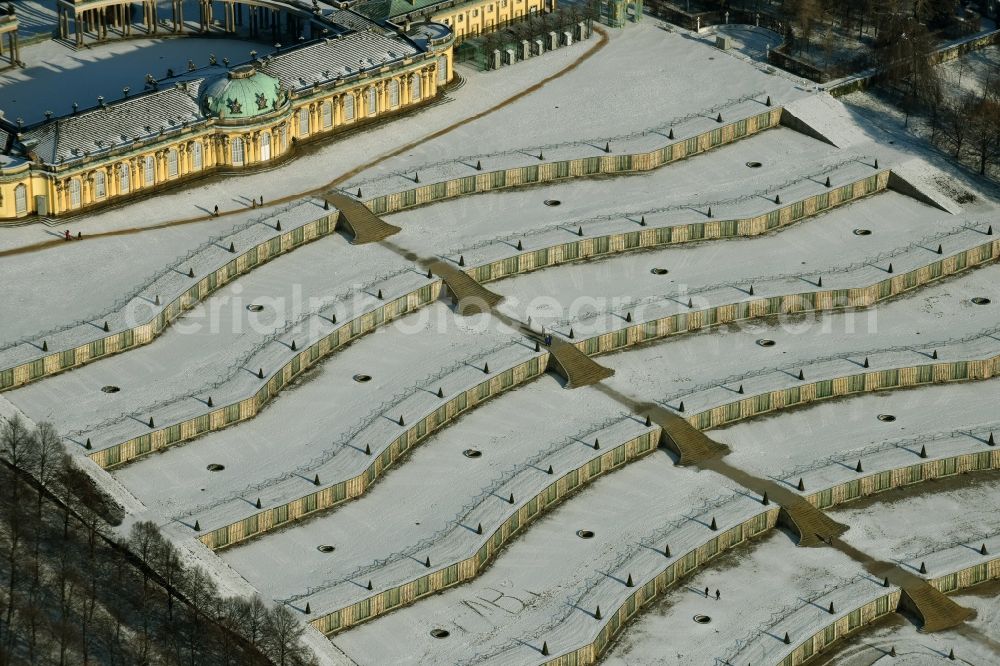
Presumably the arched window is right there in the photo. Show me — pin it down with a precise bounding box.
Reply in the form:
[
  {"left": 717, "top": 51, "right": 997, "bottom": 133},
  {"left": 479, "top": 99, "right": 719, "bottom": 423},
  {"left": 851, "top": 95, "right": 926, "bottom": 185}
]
[
  {"left": 321, "top": 101, "right": 333, "bottom": 128},
  {"left": 118, "top": 163, "right": 130, "bottom": 194},
  {"left": 144, "top": 155, "right": 155, "bottom": 186},
  {"left": 69, "top": 179, "right": 81, "bottom": 209},
  {"left": 167, "top": 149, "right": 179, "bottom": 177},
  {"left": 366, "top": 87, "right": 377, "bottom": 117},
  {"left": 260, "top": 132, "right": 271, "bottom": 161},
  {"left": 343, "top": 94, "right": 355, "bottom": 121},
  {"left": 94, "top": 171, "right": 107, "bottom": 199},
  {"left": 388, "top": 79, "right": 400, "bottom": 108},
  {"left": 192, "top": 142, "right": 203, "bottom": 170},
  {"left": 410, "top": 74, "right": 421, "bottom": 103},
  {"left": 14, "top": 183, "right": 27, "bottom": 214},
  {"left": 298, "top": 108, "right": 309, "bottom": 137},
  {"left": 437, "top": 56, "right": 448, "bottom": 84},
  {"left": 231, "top": 137, "right": 245, "bottom": 165}
]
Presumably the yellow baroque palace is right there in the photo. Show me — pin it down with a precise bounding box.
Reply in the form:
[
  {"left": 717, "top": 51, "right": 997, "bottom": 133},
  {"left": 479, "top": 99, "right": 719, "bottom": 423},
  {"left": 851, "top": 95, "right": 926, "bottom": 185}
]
[
  {"left": 0, "top": 14, "right": 454, "bottom": 221},
  {"left": 354, "top": 0, "right": 554, "bottom": 40}
]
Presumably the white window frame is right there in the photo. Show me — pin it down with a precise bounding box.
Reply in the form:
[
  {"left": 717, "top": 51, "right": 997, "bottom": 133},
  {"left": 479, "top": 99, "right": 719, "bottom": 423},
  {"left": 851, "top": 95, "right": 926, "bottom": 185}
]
[
  {"left": 343, "top": 94, "right": 355, "bottom": 121},
  {"left": 118, "top": 163, "right": 130, "bottom": 193},
  {"left": 388, "top": 80, "right": 400, "bottom": 108},
  {"left": 231, "top": 137, "right": 245, "bottom": 165},
  {"left": 14, "top": 183, "right": 27, "bottom": 214},
  {"left": 144, "top": 155, "right": 155, "bottom": 186},
  {"left": 438, "top": 56, "right": 448, "bottom": 84},
  {"left": 298, "top": 108, "right": 310, "bottom": 137},
  {"left": 69, "top": 179, "right": 81, "bottom": 208},
  {"left": 93, "top": 171, "right": 106, "bottom": 200},
  {"left": 410, "top": 74, "right": 421, "bottom": 102},
  {"left": 366, "top": 87, "right": 377, "bottom": 117},
  {"left": 192, "top": 142, "right": 203, "bottom": 170},
  {"left": 167, "top": 149, "right": 179, "bottom": 178},
  {"left": 321, "top": 101, "right": 333, "bottom": 128},
  {"left": 260, "top": 131, "right": 271, "bottom": 161}
]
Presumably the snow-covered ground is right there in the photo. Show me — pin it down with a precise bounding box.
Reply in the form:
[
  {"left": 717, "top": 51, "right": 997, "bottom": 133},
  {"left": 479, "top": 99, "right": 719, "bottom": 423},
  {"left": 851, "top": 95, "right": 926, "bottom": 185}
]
[
  {"left": 4, "top": 13, "right": 1000, "bottom": 666},
  {"left": 717, "top": 378, "right": 1000, "bottom": 489},
  {"left": 219, "top": 374, "right": 647, "bottom": 608},
  {"left": 832, "top": 477, "right": 1000, "bottom": 576},
  {"left": 600, "top": 531, "right": 880, "bottom": 666},
  {"left": 817, "top": 586, "right": 1000, "bottom": 665},
  {"left": 106, "top": 303, "right": 531, "bottom": 522},
  {"left": 331, "top": 456, "right": 767, "bottom": 666},
  {"left": 0, "top": 125, "right": 848, "bottom": 350},
  {"left": 490, "top": 190, "right": 974, "bottom": 335},
  {"left": 4, "top": 232, "right": 422, "bottom": 438},
  {"left": 938, "top": 45, "right": 1000, "bottom": 98},
  {"left": 594, "top": 260, "right": 1000, "bottom": 411}
]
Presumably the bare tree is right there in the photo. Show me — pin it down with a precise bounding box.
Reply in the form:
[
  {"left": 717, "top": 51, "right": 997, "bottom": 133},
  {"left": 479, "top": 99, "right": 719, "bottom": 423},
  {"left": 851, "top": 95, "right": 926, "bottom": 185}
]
[{"left": 264, "top": 605, "right": 308, "bottom": 666}]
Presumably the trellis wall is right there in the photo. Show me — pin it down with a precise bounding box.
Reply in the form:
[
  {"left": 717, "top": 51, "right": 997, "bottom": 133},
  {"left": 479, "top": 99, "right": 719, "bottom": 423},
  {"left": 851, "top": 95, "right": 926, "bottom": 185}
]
[
  {"left": 466, "top": 171, "right": 889, "bottom": 285},
  {"left": 308, "top": 428, "right": 663, "bottom": 635},
  {"left": 804, "top": 450, "right": 1000, "bottom": 512},
  {"left": 563, "top": 237, "right": 998, "bottom": 362},
  {"left": 776, "top": 592, "right": 901, "bottom": 666},
  {"left": 0, "top": 212, "right": 339, "bottom": 390},
  {"left": 87, "top": 280, "right": 442, "bottom": 468},
  {"left": 362, "top": 109, "right": 783, "bottom": 216},
  {"left": 196, "top": 352, "right": 550, "bottom": 550},
  {"left": 541, "top": 508, "right": 781, "bottom": 665}
]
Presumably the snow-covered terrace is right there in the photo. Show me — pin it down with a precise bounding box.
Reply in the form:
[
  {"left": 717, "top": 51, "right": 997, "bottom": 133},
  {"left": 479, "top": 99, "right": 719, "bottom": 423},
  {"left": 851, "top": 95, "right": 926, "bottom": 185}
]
[
  {"left": 716, "top": 379, "right": 1000, "bottom": 495},
  {"left": 378, "top": 126, "right": 855, "bottom": 261},
  {"left": 827, "top": 587, "right": 999, "bottom": 665},
  {"left": 219, "top": 374, "right": 653, "bottom": 611},
  {"left": 104, "top": 254, "right": 1000, "bottom": 548},
  {"left": 591, "top": 258, "right": 999, "bottom": 408},
  {"left": 108, "top": 306, "right": 538, "bottom": 523},
  {"left": 6, "top": 235, "right": 430, "bottom": 445},
  {"left": 27, "top": 177, "right": 986, "bottom": 458},
  {"left": 0, "top": 200, "right": 330, "bottom": 354},
  {"left": 491, "top": 195, "right": 989, "bottom": 337},
  {"left": 331, "top": 457, "right": 769, "bottom": 665},
  {"left": 599, "top": 533, "right": 886, "bottom": 666},
  {"left": 0, "top": 124, "right": 854, "bottom": 365},
  {"left": 339, "top": 26, "right": 817, "bottom": 192},
  {"left": 833, "top": 477, "right": 1000, "bottom": 575}
]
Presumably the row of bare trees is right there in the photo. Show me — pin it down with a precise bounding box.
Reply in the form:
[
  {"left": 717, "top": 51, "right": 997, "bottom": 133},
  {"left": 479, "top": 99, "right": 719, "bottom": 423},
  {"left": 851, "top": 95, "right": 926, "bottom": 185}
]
[
  {"left": 0, "top": 415, "right": 315, "bottom": 666},
  {"left": 874, "top": 14, "right": 1000, "bottom": 177}
]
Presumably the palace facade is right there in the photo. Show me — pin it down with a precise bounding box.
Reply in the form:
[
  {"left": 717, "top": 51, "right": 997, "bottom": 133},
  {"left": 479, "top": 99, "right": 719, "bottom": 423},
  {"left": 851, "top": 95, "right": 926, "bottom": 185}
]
[
  {"left": 0, "top": 12, "right": 453, "bottom": 221},
  {"left": 353, "top": 0, "right": 554, "bottom": 40}
]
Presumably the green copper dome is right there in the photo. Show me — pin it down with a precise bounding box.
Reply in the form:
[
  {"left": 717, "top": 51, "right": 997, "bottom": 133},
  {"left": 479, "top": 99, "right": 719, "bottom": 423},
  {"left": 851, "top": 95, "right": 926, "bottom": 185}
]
[{"left": 200, "top": 66, "right": 285, "bottom": 121}]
